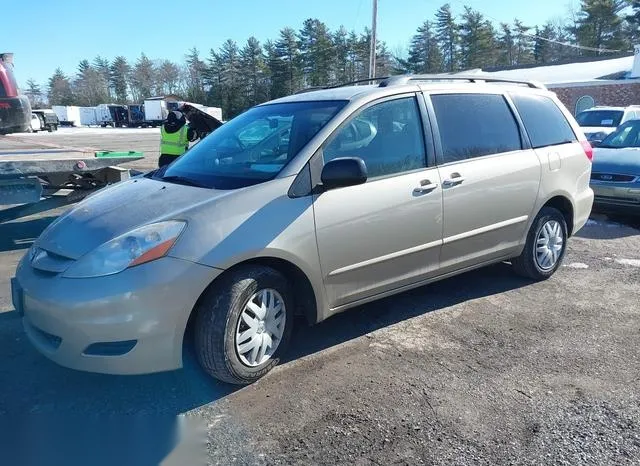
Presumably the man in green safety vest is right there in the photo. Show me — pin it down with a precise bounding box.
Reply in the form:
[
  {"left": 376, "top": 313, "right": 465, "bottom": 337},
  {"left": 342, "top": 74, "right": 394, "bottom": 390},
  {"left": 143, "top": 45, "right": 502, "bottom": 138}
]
[{"left": 158, "top": 110, "right": 197, "bottom": 168}]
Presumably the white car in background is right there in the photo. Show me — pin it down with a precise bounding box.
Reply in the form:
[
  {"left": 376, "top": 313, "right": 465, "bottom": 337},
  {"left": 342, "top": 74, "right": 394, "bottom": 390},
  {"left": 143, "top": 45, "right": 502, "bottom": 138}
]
[
  {"left": 29, "top": 113, "right": 42, "bottom": 132},
  {"left": 576, "top": 105, "right": 640, "bottom": 142}
]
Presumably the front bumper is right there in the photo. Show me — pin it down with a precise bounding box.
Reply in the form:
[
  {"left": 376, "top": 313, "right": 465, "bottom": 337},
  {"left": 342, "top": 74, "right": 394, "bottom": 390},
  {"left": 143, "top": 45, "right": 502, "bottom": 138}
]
[
  {"left": 590, "top": 183, "right": 640, "bottom": 215},
  {"left": 13, "top": 256, "right": 220, "bottom": 375}
]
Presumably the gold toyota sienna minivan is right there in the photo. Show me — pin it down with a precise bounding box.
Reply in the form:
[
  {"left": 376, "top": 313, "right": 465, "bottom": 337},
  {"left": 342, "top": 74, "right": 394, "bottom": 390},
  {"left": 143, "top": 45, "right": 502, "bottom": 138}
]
[{"left": 13, "top": 75, "right": 594, "bottom": 384}]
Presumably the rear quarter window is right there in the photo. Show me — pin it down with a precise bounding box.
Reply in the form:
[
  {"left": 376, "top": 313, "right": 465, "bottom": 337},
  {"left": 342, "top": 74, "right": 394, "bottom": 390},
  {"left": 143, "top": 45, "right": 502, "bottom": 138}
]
[
  {"left": 511, "top": 94, "right": 577, "bottom": 149},
  {"left": 430, "top": 93, "right": 522, "bottom": 164}
]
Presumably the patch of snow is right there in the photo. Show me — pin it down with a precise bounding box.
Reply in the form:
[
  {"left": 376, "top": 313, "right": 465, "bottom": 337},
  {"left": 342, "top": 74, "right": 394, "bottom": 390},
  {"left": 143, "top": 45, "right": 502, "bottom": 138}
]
[
  {"left": 615, "top": 258, "right": 640, "bottom": 267},
  {"left": 484, "top": 56, "right": 634, "bottom": 85},
  {"left": 7, "top": 127, "right": 160, "bottom": 136},
  {"left": 564, "top": 262, "right": 589, "bottom": 269}
]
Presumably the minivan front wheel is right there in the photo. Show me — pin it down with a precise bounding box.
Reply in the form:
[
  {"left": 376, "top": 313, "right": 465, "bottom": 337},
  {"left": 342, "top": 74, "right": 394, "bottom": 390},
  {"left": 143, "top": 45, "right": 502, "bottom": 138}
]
[
  {"left": 512, "top": 207, "right": 568, "bottom": 280},
  {"left": 194, "top": 266, "right": 293, "bottom": 385}
]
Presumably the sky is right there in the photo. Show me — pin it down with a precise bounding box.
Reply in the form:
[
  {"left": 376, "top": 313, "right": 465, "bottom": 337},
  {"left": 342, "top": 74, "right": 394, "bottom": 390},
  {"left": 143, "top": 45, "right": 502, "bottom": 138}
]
[{"left": 5, "top": 0, "right": 577, "bottom": 87}]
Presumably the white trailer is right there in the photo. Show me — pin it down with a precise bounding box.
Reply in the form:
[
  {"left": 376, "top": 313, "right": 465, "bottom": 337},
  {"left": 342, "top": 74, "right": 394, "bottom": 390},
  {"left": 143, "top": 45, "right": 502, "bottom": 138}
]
[
  {"left": 143, "top": 99, "right": 167, "bottom": 126},
  {"left": 52, "top": 105, "right": 81, "bottom": 127},
  {"left": 79, "top": 107, "right": 97, "bottom": 126},
  {"left": 95, "top": 104, "right": 112, "bottom": 126}
]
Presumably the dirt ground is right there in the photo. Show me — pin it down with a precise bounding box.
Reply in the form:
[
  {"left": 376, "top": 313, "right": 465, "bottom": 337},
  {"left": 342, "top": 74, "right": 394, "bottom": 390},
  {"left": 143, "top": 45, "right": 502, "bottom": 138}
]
[{"left": 1, "top": 130, "right": 639, "bottom": 465}]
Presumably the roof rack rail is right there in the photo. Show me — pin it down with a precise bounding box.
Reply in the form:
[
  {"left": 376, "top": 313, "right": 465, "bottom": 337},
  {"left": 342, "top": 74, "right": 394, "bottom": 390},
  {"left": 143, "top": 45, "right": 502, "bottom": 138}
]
[
  {"left": 378, "top": 74, "right": 546, "bottom": 89},
  {"left": 294, "top": 77, "right": 390, "bottom": 94},
  {"left": 326, "top": 77, "right": 390, "bottom": 88}
]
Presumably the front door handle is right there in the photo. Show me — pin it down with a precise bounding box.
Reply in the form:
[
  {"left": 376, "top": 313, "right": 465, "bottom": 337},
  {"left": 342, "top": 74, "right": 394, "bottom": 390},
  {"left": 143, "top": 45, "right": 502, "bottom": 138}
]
[
  {"left": 414, "top": 179, "right": 439, "bottom": 193},
  {"left": 442, "top": 173, "right": 465, "bottom": 188}
]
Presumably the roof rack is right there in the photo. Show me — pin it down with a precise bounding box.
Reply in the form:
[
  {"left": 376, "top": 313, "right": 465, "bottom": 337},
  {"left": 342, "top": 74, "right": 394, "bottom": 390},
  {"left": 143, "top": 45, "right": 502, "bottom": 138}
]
[
  {"left": 294, "top": 77, "right": 389, "bottom": 94},
  {"left": 378, "top": 74, "right": 546, "bottom": 90}
]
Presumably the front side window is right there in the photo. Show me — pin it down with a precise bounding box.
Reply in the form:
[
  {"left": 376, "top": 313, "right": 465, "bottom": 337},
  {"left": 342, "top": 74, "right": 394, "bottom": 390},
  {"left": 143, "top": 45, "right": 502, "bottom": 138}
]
[
  {"left": 323, "top": 97, "right": 427, "bottom": 178},
  {"left": 576, "top": 110, "right": 623, "bottom": 128},
  {"left": 431, "top": 93, "right": 522, "bottom": 164},
  {"left": 162, "top": 100, "right": 346, "bottom": 189},
  {"left": 511, "top": 93, "right": 577, "bottom": 149}
]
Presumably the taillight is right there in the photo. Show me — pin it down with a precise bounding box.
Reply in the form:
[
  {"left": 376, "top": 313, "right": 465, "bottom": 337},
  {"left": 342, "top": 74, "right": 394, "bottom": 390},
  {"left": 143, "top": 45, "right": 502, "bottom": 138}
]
[{"left": 581, "top": 140, "right": 593, "bottom": 162}]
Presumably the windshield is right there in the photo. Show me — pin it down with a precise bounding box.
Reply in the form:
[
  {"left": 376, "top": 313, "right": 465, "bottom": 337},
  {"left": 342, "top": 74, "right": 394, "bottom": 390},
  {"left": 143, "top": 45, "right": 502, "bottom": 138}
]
[
  {"left": 599, "top": 120, "right": 640, "bottom": 148},
  {"left": 576, "top": 110, "right": 623, "bottom": 128},
  {"left": 162, "top": 100, "right": 346, "bottom": 189}
]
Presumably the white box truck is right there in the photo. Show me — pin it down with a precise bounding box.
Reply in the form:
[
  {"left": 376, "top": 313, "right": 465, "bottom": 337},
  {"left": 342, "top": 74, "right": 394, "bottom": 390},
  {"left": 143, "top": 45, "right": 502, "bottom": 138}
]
[
  {"left": 79, "top": 107, "right": 97, "bottom": 126},
  {"left": 52, "top": 105, "right": 81, "bottom": 127},
  {"left": 95, "top": 104, "right": 112, "bottom": 126},
  {"left": 143, "top": 99, "right": 167, "bottom": 126}
]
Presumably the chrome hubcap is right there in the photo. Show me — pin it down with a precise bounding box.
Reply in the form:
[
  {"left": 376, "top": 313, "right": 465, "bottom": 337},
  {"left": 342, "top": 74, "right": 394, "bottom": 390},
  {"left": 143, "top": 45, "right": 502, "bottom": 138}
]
[
  {"left": 235, "top": 289, "right": 286, "bottom": 367},
  {"left": 535, "top": 220, "right": 564, "bottom": 270}
]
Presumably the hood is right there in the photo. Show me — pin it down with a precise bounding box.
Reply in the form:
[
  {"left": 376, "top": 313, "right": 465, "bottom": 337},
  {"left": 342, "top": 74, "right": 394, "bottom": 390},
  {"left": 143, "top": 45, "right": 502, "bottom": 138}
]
[
  {"left": 35, "top": 177, "right": 226, "bottom": 260},
  {"left": 592, "top": 148, "right": 640, "bottom": 176}
]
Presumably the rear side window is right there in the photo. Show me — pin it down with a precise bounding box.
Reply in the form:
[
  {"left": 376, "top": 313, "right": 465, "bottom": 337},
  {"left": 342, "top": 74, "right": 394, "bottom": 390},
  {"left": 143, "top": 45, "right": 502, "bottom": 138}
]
[
  {"left": 511, "top": 94, "right": 577, "bottom": 149},
  {"left": 431, "top": 94, "right": 522, "bottom": 164}
]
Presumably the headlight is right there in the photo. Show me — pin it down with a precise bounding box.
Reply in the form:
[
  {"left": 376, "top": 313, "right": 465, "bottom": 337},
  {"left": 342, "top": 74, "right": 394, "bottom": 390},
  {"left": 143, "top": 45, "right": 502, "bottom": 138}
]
[{"left": 62, "top": 221, "right": 186, "bottom": 278}]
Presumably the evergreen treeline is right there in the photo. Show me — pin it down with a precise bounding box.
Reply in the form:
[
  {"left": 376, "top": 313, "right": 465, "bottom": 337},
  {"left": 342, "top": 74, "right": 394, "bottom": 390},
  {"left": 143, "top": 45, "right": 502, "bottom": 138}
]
[{"left": 23, "top": 1, "right": 640, "bottom": 118}]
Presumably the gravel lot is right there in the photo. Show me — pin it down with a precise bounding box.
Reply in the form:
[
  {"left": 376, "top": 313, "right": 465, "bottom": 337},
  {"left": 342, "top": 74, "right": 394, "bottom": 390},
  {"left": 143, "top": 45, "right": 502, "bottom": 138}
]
[{"left": 1, "top": 130, "right": 639, "bottom": 465}]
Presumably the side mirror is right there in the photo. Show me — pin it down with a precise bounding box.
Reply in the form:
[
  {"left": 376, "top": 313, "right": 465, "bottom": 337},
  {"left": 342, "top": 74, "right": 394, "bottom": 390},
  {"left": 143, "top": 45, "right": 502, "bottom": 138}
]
[
  {"left": 591, "top": 139, "right": 603, "bottom": 147},
  {"left": 320, "top": 157, "right": 368, "bottom": 190}
]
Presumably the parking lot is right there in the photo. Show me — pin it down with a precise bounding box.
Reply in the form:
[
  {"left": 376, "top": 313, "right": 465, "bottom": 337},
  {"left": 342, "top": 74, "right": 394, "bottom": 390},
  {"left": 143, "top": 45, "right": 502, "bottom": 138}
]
[{"left": 1, "top": 129, "right": 639, "bottom": 464}]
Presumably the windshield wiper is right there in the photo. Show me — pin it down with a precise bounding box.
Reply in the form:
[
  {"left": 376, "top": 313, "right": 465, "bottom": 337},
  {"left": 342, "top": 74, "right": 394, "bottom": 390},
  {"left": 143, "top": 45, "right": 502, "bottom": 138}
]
[{"left": 161, "top": 175, "right": 208, "bottom": 188}]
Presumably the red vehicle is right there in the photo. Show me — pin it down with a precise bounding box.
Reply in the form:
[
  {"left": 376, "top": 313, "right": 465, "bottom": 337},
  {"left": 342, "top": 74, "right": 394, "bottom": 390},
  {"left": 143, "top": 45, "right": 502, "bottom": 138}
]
[{"left": 0, "top": 53, "right": 31, "bottom": 134}]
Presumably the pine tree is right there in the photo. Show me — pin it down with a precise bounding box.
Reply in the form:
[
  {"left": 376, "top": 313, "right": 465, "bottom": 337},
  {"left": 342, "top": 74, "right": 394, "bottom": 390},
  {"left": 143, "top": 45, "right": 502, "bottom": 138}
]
[
  {"left": 573, "top": 0, "right": 627, "bottom": 55},
  {"left": 93, "top": 56, "right": 112, "bottom": 100},
  {"left": 184, "top": 47, "right": 207, "bottom": 103},
  {"left": 273, "top": 28, "right": 303, "bottom": 96},
  {"left": 513, "top": 19, "right": 535, "bottom": 65},
  {"left": 435, "top": 4, "right": 459, "bottom": 72},
  {"left": 625, "top": 0, "right": 640, "bottom": 43},
  {"left": 405, "top": 21, "right": 443, "bottom": 73},
  {"left": 110, "top": 56, "right": 130, "bottom": 104},
  {"left": 333, "top": 26, "right": 351, "bottom": 84},
  {"left": 156, "top": 60, "right": 181, "bottom": 96},
  {"left": 375, "top": 42, "right": 395, "bottom": 77},
  {"left": 74, "top": 60, "right": 107, "bottom": 106},
  {"left": 48, "top": 68, "right": 74, "bottom": 106},
  {"left": 205, "top": 49, "right": 224, "bottom": 108},
  {"left": 219, "top": 40, "right": 243, "bottom": 117},
  {"left": 24, "top": 79, "right": 44, "bottom": 108},
  {"left": 533, "top": 24, "right": 554, "bottom": 63},
  {"left": 497, "top": 24, "right": 515, "bottom": 66},
  {"left": 299, "top": 19, "right": 334, "bottom": 87},
  {"left": 130, "top": 53, "right": 156, "bottom": 100},
  {"left": 240, "top": 37, "right": 268, "bottom": 107},
  {"left": 459, "top": 7, "right": 498, "bottom": 70}
]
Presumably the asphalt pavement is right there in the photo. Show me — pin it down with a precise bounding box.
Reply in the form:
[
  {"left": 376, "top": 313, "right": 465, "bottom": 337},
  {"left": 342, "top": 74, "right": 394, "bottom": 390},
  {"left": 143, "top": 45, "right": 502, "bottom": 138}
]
[{"left": 0, "top": 129, "right": 639, "bottom": 465}]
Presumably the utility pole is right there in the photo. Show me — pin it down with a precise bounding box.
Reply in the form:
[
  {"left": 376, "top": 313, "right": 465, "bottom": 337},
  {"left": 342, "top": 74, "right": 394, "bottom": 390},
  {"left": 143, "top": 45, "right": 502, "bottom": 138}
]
[{"left": 368, "top": 0, "right": 378, "bottom": 80}]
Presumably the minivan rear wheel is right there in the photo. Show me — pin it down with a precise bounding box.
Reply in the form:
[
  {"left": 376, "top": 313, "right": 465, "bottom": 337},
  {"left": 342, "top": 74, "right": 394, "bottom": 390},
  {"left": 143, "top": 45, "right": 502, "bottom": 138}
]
[
  {"left": 512, "top": 207, "right": 567, "bottom": 280},
  {"left": 194, "top": 265, "right": 293, "bottom": 385}
]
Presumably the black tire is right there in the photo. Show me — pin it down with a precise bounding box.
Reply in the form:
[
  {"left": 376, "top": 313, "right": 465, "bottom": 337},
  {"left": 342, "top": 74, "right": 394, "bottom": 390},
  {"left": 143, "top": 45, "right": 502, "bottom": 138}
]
[
  {"left": 512, "top": 207, "right": 568, "bottom": 280},
  {"left": 47, "top": 125, "right": 53, "bottom": 132},
  {"left": 194, "top": 266, "right": 294, "bottom": 385}
]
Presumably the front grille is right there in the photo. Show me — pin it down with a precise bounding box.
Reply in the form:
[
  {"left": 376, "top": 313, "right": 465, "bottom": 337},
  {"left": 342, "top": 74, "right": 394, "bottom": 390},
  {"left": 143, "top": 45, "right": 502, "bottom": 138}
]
[{"left": 591, "top": 173, "right": 637, "bottom": 183}]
